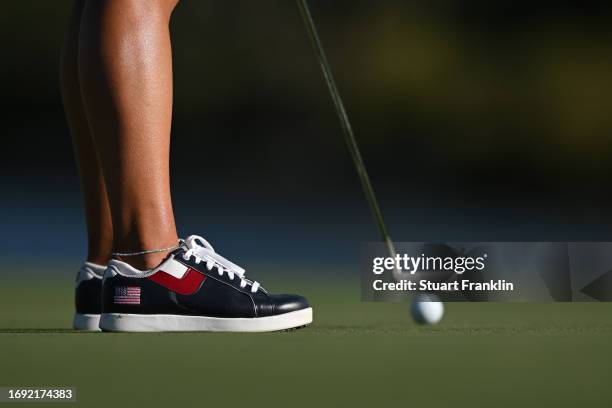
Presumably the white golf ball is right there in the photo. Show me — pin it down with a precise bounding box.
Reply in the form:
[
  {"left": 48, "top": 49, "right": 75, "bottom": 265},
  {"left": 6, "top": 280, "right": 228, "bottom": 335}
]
[{"left": 411, "top": 294, "right": 444, "bottom": 325}]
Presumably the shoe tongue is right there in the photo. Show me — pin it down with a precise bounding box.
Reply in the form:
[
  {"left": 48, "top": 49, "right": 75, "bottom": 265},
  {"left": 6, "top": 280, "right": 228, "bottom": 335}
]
[
  {"left": 174, "top": 241, "right": 189, "bottom": 254},
  {"left": 184, "top": 235, "right": 213, "bottom": 250},
  {"left": 181, "top": 237, "right": 246, "bottom": 277}
]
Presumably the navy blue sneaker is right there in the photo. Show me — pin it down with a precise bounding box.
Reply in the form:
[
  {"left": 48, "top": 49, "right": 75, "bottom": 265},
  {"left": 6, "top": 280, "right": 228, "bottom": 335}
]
[
  {"left": 73, "top": 262, "right": 105, "bottom": 331},
  {"left": 99, "top": 235, "right": 312, "bottom": 332}
]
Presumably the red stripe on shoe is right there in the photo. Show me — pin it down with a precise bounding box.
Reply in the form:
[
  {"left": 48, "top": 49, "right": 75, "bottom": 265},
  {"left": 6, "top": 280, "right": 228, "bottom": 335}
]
[{"left": 148, "top": 268, "right": 206, "bottom": 295}]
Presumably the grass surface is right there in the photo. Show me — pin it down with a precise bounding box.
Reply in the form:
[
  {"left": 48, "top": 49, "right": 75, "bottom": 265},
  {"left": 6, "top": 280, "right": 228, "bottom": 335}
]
[{"left": 1, "top": 270, "right": 611, "bottom": 407}]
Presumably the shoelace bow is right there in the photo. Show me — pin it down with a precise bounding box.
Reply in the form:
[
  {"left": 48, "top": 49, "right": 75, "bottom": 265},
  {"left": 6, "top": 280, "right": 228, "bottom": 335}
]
[{"left": 182, "top": 235, "right": 260, "bottom": 293}]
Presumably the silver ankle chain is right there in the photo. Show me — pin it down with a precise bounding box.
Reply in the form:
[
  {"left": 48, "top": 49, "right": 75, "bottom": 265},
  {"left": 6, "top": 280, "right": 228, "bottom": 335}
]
[{"left": 112, "top": 241, "right": 181, "bottom": 257}]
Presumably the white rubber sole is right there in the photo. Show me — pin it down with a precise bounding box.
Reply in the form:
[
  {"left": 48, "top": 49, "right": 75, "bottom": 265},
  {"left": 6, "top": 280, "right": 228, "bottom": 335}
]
[
  {"left": 73, "top": 313, "right": 101, "bottom": 331},
  {"left": 99, "top": 307, "right": 313, "bottom": 332}
]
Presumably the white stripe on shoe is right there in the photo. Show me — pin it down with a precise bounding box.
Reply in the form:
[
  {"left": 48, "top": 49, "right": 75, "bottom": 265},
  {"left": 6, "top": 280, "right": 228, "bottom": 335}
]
[
  {"left": 73, "top": 313, "right": 101, "bottom": 331},
  {"left": 99, "top": 307, "right": 312, "bottom": 333}
]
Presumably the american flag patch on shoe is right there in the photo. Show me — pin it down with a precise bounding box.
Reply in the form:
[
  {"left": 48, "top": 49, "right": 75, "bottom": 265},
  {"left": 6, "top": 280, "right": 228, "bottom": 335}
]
[{"left": 114, "top": 286, "right": 141, "bottom": 305}]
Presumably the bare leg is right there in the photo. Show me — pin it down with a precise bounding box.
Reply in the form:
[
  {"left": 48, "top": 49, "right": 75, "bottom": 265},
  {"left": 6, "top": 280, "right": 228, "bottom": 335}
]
[
  {"left": 78, "top": 0, "right": 180, "bottom": 269},
  {"left": 60, "top": 0, "right": 113, "bottom": 266}
]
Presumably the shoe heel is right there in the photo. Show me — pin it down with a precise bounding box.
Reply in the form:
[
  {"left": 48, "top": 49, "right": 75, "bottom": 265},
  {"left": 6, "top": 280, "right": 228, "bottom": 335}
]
[{"left": 73, "top": 313, "right": 101, "bottom": 331}]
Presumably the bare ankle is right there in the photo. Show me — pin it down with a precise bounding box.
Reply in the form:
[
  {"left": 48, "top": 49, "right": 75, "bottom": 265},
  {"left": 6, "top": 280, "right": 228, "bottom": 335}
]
[{"left": 112, "top": 237, "right": 180, "bottom": 270}]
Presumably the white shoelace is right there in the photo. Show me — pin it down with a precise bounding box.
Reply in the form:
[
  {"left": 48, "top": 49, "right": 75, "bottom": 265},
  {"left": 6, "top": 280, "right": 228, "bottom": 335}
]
[{"left": 182, "top": 235, "right": 260, "bottom": 293}]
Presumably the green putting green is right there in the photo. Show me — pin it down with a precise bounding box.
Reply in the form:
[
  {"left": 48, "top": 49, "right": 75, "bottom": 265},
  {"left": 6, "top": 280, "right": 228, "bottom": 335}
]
[{"left": 1, "top": 269, "right": 611, "bottom": 407}]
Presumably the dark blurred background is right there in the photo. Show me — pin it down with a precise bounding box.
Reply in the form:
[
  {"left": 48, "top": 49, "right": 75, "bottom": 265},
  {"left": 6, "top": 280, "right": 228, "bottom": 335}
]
[{"left": 3, "top": 0, "right": 612, "bottom": 270}]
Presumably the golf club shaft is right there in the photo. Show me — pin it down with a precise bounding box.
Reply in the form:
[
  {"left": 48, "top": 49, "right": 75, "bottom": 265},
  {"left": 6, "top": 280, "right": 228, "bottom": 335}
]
[{"left": 296, "top": 0, "right": 397, "bottom": 258}]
